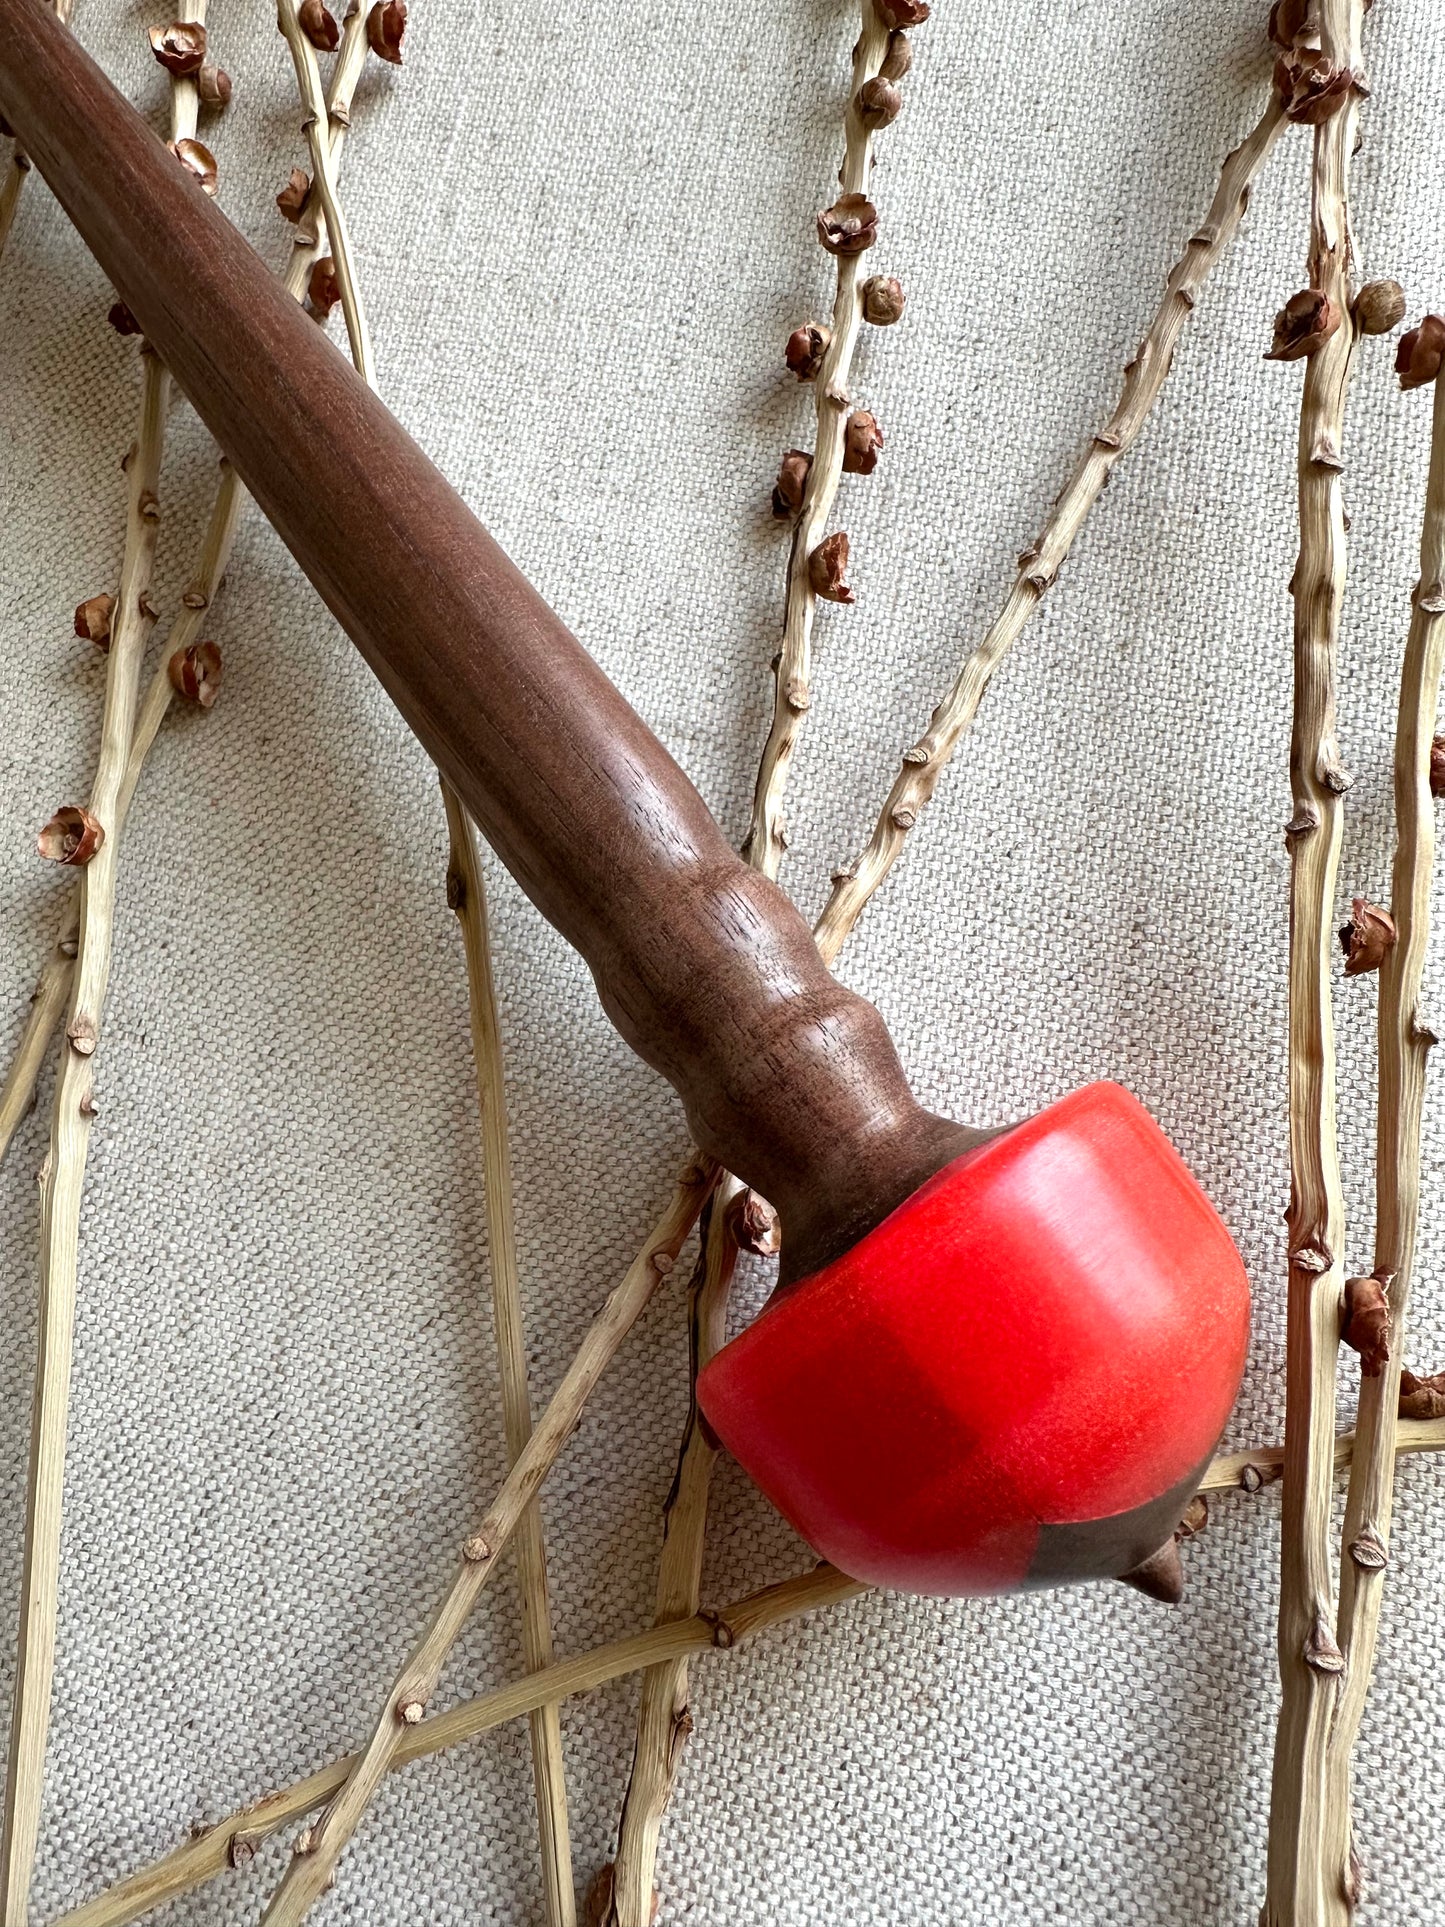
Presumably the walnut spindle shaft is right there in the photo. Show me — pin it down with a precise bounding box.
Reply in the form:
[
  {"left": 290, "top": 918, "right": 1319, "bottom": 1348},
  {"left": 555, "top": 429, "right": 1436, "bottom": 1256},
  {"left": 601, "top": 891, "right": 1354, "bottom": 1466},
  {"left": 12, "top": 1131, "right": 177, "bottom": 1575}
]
[{"left": 0, "top": 0, "right": 976, "bottom": 1280}]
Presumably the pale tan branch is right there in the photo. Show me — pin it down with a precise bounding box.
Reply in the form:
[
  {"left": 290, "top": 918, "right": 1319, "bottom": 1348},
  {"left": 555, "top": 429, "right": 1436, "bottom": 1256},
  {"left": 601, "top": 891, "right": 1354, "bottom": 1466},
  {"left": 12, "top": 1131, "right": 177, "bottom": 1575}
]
[
  {"left": 606, "top": 1184, "right": 742, "bottom": 1926},
  {"left": 274, "top": 0, "right": 374, "bottom": 383},
  {"left": 0, "top": 0, "right": 368, "bottom": 1169},
  {"left": 1322, "top": 357, "right": 1445, "bottom": 1895},
  {"left": 254, "top": 1160, "right": 716, "bottom": 1926},
  {"left": 442, "top": 788, "right": 574, "bottom": 1927},
  {"left": 0, "top": 462, "right": 243, "bottom": 1168},
  {"left": 1263, "top": 3, "right": 1369, "bottom": 1922},
  {"left": 49, "top": 1565, "right": 863, "bottom": 1927},
  {"left": 746, "top": 0, "right": 894, "bottom": 881},
  {"left": 813, "top": 87, "right": 1287, "bottom": 966},
  {"left": 47, "top": 1404, "right": 1445, "bottom": 1927},
  {"left": 0, "top": 344, "right": 171, "bottom": 1927}
]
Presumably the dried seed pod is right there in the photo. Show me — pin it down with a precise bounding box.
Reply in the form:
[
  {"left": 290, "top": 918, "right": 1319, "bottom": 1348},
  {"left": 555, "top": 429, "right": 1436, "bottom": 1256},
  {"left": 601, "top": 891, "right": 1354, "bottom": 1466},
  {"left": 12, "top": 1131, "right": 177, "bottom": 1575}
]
[
  {"left": 842, "top": 410, "right": 884, "bottom": 475},
  {"left": 725, "top": 1188, "right": 782, "bottom": 1257},
  {"left": 1265, "top": 287, "right": 1338, "bottom": 362},
  {"left": 196, "top": 62, "right": 233, "bottom": 108},
  {"left": 1339, "top": 897, "right": 1397, "bottom": 976},
  {"left": 1397, "top": 314, "right": 1445, "bottom": 391},
  {"left": 1399, "top": 1368, "right": 1445, "bottom": 1421},
  {"left": 808, "top": 530, "right": 855, "bottom": 604},
  {"left": 876, "top": 0, "right": 929, "bottom": 26},
  {"left": 784, "top": 322, "right": 830, "bottom": 381},
  {"left": 1274, "top": 48, "right": 1361, "bottom": 125},
  {"left": 170, "top": 136, "right": 218, "bottom": 196},
  {"left": 1267, "top": 0, "right": 1310, "bottom": 47},
  {"left": 276, "top": 166, "right": 312, "bottom": 223},
  {"left": 770, "top": 449, "right": 812, "bottom": 519},
  {"left": 307, "top": 255, "right": 341, "bottom": 316},
  {"left": 366, "top": 0, "right": 407, "bottom": 63},
  {"left": 1430, "top": 734, "right": 1445, "bottom": 797},
  {"left": 879, "top": 29, "right": 912, "bottom": 79},
  {"left": 861, "top": 274, "right": 905, "bottom": 326},
  {"left": 168, "top": 639, "right": 224, "bottom": 708},
  {"left": 855, "top": 76, "right": 902, "bottom": 129},
  {"left": 148, "top": 20, "right": 207, "bottom": 75},
  {"left": 73, "top": 592, "right": 115, "bottom": 648},
  {"left": 107, "top": 299, "right": 142, "bottom": 337},
  {"left": 1176, "top": 1494, "right": 1209, "bottom": 1540},
  {"left": 37, "top": 805, "right": 104, "bottom": 867},
  {"left": 1341, "top": 1272, "right": 1391, "bottom": 1376},
  {"left": 1354, "top": 278, "right": 1405, "bottom": 336},
  {"left": 817, "top": 193, "right": 877, "bottom": 257},
  {"left": 298, "top": 0, "right": 341, "bottom": 51}
]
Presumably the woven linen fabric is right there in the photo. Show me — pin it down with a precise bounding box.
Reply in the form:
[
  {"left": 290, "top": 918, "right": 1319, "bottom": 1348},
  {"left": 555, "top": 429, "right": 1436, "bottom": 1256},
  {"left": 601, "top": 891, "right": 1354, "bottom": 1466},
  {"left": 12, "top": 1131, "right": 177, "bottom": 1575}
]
[{"left": 4, "top": 0, "right": 1445, "bottom": 1919}]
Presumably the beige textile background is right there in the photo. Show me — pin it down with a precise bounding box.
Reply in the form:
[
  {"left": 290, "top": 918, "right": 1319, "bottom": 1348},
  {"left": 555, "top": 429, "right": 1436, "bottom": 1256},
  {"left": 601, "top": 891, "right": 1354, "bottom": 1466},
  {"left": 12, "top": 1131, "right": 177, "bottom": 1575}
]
[{"left": 4, "top": 0, "right": 1445, "bottom": 1920}]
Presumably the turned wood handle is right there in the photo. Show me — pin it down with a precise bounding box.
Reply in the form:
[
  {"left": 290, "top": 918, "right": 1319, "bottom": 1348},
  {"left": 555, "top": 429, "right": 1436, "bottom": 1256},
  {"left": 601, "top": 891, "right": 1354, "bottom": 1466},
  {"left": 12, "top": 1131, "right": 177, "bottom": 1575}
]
[{"left": 0, "top": 0, "right": 977, "bottom": 1279}]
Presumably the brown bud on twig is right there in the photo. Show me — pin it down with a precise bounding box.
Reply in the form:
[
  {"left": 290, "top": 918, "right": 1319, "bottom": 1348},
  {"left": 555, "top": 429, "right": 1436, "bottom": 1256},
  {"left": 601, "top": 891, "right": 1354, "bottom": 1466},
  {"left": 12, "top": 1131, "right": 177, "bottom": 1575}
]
[
  {"left": 1176, "top": 1494, "right": 1209, "bottom": 1540},
  {"left": 276, "top": 167, "right": 312, "bottom": 222},
  {"left": 170, "top": 136, "right": 218, "bottom": 196},
  {"left": 1430, "top": 735, "right": 1445, "bottom": 798},
  {"left": 1267, "top": 0, "right": 1310, "bottom": 48},
  {"left": 1274, "top": 48, "right": 1362, "bottom": 125},
  {"left": 808, "top": 530, "right": 855, "bottom": 604},
  {"left": 1341, "top": 1272, "right": 1391, "bottom": 1377},
  {"left": 770, "top": 449, "right": 812, "bottom": 519},
  {"left": 861, "top": 274, "right": 905, "bottom": 326},
  {"left": 167, "top": 639, "right": 223, "bottom": 708},
  {"left": 37, "top": 806, "right": 104, "bottom": 867},
  {"left": 307, "top": 255, "right": 341, "bottom": 317},
  {"left": 876, "top": 0, "right": 929, "bottom": 26},
  {"left": 842, "top": 409, "right": 884, "bottom": 475},
  {"left": 879, "top": 29, "right": 912, "bottom": 79},
  {"left": 1339, "top": 897, "right": 1396, "bottom": 976},
  {"left": 1354, "top": 278, "right": 1405, "bottom": 336},
  {"left": 298, "top": 0, "right": 341, "bottom": 50},
  {"left": 725, "top": 1188, "right": 782, "bottom": 1257},
  {"left": 855, "top": 76, "right": 903, "bottom": 129},
  {"left": 1266, "top": 288, "right": 1339, "bottom": 362},
  {"left": 1399, "top": 1368, "right": 1445, "bottom": 1421},
  {"left": 1397, "top": 314, "right": 1445, "bottom": 391},
  {"left": 107, "top": 299, "right": 142, "bottom": 336},
  {"left": 73, "top": 593, "right": 115, "bottom": 648},
  {"left": 1118, "top": 1537, "right": 1183, "bottom": 1604},
  {"left": 784, "top": 323, "right": 830, "bottom": 381},
  {"left": 366, "top": 0, "right": 406, "bottom": 63},
  {"left": 148, "top": 20, "right": 207, "bottom": 75},
  {"left": 196, "top": 63, "right": 233, "bottom": 108},
  {"left": 817, "top": 193, "right": 877, "bottom": 257}
]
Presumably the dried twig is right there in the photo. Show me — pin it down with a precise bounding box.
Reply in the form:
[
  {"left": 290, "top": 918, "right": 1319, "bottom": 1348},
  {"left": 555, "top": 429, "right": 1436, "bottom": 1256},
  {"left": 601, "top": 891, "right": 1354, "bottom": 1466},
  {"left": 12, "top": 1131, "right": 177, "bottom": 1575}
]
[
  {"left": 745, "top": 0, "right": 905, "bottom": 880},
  {"left": 606, "top": 4, "right": 915, "bottom": 1911},
  {"left": 605, "top": 1187, "right": 742, "bottom": 1925},
  {"left": 49, "top": 1566, "right": 864, "bottom": 1927},
  {"left": 1320, "top": 336, "right": 1445, "bottom": 1905},
  {"left": 812, "top": 83, "right": 1287, "bottom": 964},
  {"left": 46, "top": 1398, "right": 1445, "bottom": 1927},
  {"left": 274, "top": 0, "right": 374, "bottom": 382},
  {"left": 441, "top": 789, "right": 575, "bottom": 1927},
  {"left": 254, "top": 1159, "right": 716, "bottom": 1926},
  {"left": 0, "top": 3, "right": 371, "bottom": 1164},
  {"left": 0, "top": 469, "right": 241, "bottom": 1166},
  {"left": 0, "top": 12, "right": 217, "bottom": 1902},
  {"left": 0, "top": 323, "right": 172, "bottom": 1927},
  {"left": 1262, "top": 1, "right": 1370, "bottom": 1920}
]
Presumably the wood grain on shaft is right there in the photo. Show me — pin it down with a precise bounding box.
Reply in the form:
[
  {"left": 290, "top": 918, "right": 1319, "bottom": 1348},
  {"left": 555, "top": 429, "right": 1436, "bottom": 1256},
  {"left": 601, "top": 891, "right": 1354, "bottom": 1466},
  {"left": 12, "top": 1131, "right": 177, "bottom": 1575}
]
[{"left": 0, "top": 0, "right": 977, "bottom": 1278}]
